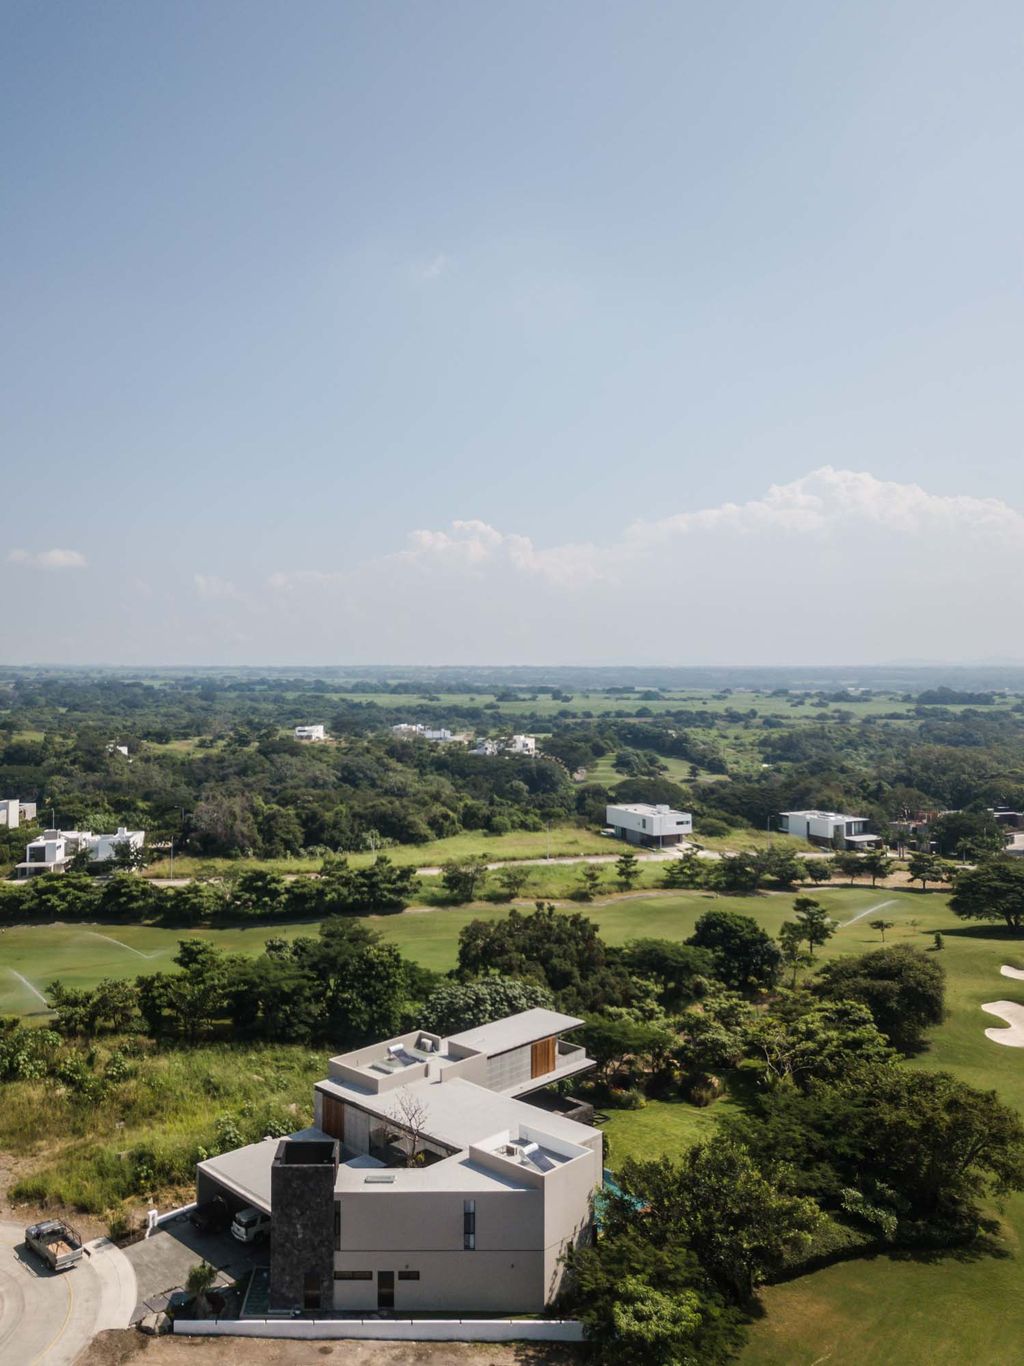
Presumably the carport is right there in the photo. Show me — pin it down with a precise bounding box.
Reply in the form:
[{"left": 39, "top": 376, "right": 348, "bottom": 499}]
[{"left": 196, "top": 1134, "right": 278, "bottom": 1216}]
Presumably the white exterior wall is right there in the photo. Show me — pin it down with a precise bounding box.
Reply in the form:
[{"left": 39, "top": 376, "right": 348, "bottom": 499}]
[
  {"left": 334, "top": 1186, "right": 546, "bottom": 1312},
  {"left": 605, "top": 805, "right": 693, "bottom": 839},
  {"left": 0, "top": 800, "right": 20, "bottom": 829}
]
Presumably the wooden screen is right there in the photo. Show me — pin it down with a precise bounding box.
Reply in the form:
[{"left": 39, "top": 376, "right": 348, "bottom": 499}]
[
  {"left": 321, "top": 1093, "right": 346, "bottom": 1142},
  {"left": 530, "top": 1036, "right": 556, "bottom": 1078}
]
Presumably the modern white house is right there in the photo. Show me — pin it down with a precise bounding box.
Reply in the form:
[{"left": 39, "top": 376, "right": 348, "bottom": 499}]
[
  {"left": 470, "top": 734, "right": 537, "bottom": 758},
  {"left": 294, "top": 725, "right": 327, "bottom": 742},
  {"left": 196, "top": 1008, "right": 601, "bottom": 1315},
  {"left": 13, "top": 825, "right": 146, "bottom": 878},
  {"left": 0, "top": 798, "right": 37, "bottom": 830},
  {"left": 605, "top": 803, "right": 693, "bottom": 848},
  {"left": 391, "top": 724, "right": 453, "bottom": 742},
  {"left": 778, "top": 810, "right": 879, "bottom": 849}
]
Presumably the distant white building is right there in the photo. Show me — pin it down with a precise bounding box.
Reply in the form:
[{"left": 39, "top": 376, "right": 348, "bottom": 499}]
[
  {"left": 14, "top": 826, "right": 146, "bottom": 879},
  {"left": 294, "top": 724, "right": 326, "bottom": 742},
  {"left": 778, "top": 810, "right": 879, "bottom": 850},
  {"left": 606, "top": 803, "right": 693, "bottom": 848},
  {"left": 391, "top": 724, "right": 452, "bottom": 742},
  {"left": 470, "top": 734, "right": 537, "bottom": 758},
  {"left": 0, "top": 799, "right": 37, "bottom": 830}
]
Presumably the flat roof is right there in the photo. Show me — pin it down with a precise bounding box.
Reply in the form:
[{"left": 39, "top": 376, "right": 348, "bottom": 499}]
[
  {"left": 447, "top": 1007, "right": 583, "bottom": 1056},
  {"left": 317, "top": 1075, "right": 595, "bottom": 1153},
  {"left": 606, "top": 803, "right": 688, "bottom": 816}
]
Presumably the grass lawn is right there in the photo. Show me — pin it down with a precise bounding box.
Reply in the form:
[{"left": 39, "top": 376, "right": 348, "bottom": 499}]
[{"left": 144, "top": 826, "right": 617, "bottom": 878}]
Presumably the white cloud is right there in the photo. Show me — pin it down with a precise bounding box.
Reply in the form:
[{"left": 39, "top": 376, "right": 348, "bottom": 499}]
[
  {"left": 7, "top": 547, "right": 88, "bottom": 570},
  {"left": 417, "top": 253, "right": 451, "bottom": 282},
  {"left": 194, "top": 574, "right": 242, "bottom": 601},
  {"left": 262, "top": 468, "right": 1024, "bottom": 664}
]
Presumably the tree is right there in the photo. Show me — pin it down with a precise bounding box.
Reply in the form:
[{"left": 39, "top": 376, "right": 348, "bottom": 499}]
[
  {"left": 616, "top": 851, "right": 641, "bottom": 890},
  {"left": 687, "top": 911, "right": 782, "bottom": 993},
  {"left": 930, "top": 810, "right": 1006, "bottom": 860},
  {"left": 565, "top": 1232, "right": 742, "bottom": 1366},
  {"left": 419, "top": 978, "right": 553, "bottom": 1035},
  {"left": 950, "top": 859, "right": 1024, "bottom": 932},
  {"left": 869, "top": 918, "right": 895, "bottom": 942},
  {"left": 777, "top": 922, "right": 812, "bottom": 988},
  {"left": 605, "top": 1140, "right": 822, "bottom": 1301},
  {"left": 576, "top": 866, "right": 604, "bottom": 901},
  {"left": 386, "top": 1087, "right": 430, "bottom": 1166},
  {"left": 804, "top": 857, "right": 834, "bottom": 885},
  {"left": 860, "top": 850, "right": 894, "bottom": 888},
  {"left": 495, "top": 865, "right": 532, "bottom": 901},
  {"left": 907, "top": 851, "right": 948, "bottom": 890},
  {"left": 791, "top": 897, "right": 836, "bottom": 958},
  {"left": 111, "top": 838, "right": 146, "bottom": 872},
  {"left": 744, "top": 999, "right": 895, "bottom": 1089},
  {"left": 441, "top": 857, "right": 489, "bottom": 903},
  {"left": 619, "top": 940, "right": 716, "bottom": 1011},
  {"left": 186, "top": 1261, "right": 217, "bottom": 1317},
  {"left": 832, "top": 851, "right": 863, "bottom": 884},
  {"left": 813, "top": 944, "right": 945, "bottom": 1053},
  {"left": 456, "top": 904, "right": 636, "bottom": 1012},
  {"left": 707, "top": 854, "right": 762, "bottom": 896},
  {"left": 660, "top": 852, "right": 704, "bottom": 889},
  {"left": 581, "top": 1013, "right": 679, "bottom": 1080},
  {"left": 734, "top": 1063, "right": 1024, "bottom": 1237}
]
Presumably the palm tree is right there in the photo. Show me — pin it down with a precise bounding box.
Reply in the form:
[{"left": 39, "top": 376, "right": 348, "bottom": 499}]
[{"left": 186, "top": 1261, "right": 217, "bottom": 1317}]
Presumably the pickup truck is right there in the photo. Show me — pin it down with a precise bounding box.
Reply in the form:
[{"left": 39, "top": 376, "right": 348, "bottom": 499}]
[
  {"left": 25, "top": 1220, "right": 84, "bottom": 1272},
  {"left": 189, "top": 1195, "right": 231, "bottom": 1235}
]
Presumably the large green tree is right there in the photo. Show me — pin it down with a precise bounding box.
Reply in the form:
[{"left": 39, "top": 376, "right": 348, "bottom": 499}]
[
  {"left": 950, "top": 859, "right": 1024, "bottom": 931},
  {"left": 813, "top": 944, "right": 945, "bottom": 1053}
]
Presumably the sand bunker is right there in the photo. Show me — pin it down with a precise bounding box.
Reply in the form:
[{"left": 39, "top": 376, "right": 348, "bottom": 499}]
[
  {"left": 982, "top": 1000, "right": 1024, "bottom": 1047},
  {"left": 1000, "top": 964, "right": 1024, "bottom": 982}
]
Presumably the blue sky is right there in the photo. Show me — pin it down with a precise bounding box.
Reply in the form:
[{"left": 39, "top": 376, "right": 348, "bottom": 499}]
[{"left": 3, "top": 2, "right": 1022, "bottom": 664}]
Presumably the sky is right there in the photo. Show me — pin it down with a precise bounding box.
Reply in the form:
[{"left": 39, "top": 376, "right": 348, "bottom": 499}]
[{"left": 2, "top": 1, "right": 1022, "bottom": 666}]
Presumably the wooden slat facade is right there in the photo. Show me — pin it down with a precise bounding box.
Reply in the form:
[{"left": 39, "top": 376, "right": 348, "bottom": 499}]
[{"left": 530, "top": 1036, "right": 557, "bottom": 1078}]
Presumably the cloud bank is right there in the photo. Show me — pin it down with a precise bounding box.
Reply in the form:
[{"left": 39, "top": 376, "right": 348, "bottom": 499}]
[
  {"left": 7, "top": 547, "right": 88, "bottom": 570},
  {"left": 255, "top": 468, "right": 1018, "bottom": 664}
]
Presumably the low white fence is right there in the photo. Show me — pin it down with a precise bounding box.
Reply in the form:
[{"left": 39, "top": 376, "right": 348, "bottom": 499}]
[{"left": 174, "top": 1317, "right": 583, "bottom": 1342}]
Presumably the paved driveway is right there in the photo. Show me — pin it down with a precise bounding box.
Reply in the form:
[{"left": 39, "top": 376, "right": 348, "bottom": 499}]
[
  {"left": 122, "top": 1213, "right": 267, "bottom": 1322},
  {"left": 0, "top": 1220, "right": 135, "bottom": 1365}
]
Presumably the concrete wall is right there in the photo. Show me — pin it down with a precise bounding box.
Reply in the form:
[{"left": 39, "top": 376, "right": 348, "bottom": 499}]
[
  {"left": 334, "top": 1185, "right": 547, "bottom": 1312},
  {"left": 175, "top": 1318, "right": 584, "bottom": 1342}
]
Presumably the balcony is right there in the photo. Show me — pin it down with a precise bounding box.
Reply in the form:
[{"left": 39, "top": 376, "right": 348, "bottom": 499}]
[{"left": 503, "top": 1039, "right": 594, "bottom": 1099}]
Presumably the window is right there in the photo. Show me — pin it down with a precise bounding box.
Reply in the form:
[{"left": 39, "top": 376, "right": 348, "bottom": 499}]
[
  {"left": 334, "top": 1270, "right": 372, "bottom": 1280},
  {"left": 398, "top": 1270, "right": 420, "bottom": 1281},
  {"left": 463, "top": 1199, "right": 476, "bottom": 1251},
  {"left": 334, "top": 1202, "right": 341, "bottom": 1250}
]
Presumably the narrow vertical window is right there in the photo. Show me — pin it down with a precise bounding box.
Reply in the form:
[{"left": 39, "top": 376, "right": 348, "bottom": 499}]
[
  {"left": 463, "top": 1199, "right": 476, "bottom": 1250},
  {"left": 334, "top": 1201, "right": 341, "bottom": 1250}
]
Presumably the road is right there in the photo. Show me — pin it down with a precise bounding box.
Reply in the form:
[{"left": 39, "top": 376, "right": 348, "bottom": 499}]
[{"left": 0, "top": 1221, "right": 135, "bottom": 1365}]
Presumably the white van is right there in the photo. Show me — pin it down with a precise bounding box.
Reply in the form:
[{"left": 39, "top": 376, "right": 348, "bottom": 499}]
[{"left": 230, "top": 1206, "right": 270, "bottom": 1243}]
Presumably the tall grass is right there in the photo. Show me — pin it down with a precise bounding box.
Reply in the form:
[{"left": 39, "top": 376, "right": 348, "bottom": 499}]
[{"left": 4, "top": 1041, "right": 322, "bottom": 1213}]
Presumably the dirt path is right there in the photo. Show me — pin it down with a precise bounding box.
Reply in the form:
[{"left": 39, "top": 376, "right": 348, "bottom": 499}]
[{"left": 78, "top": 1329, "right": 582, "bottom": 1366}]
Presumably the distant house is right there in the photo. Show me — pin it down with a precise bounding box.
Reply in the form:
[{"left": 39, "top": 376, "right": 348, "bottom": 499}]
[
  {"left": 13, "top": 825, "right": 146, "bottom": 879},
  {"left": 391, "top": 724, "right": 453, "bottom": 743},
  {"left": 778, "top": 810, "right": 879, "bottom": 850},
  {"left": 294, "top": 724, "right": 326, "bottom": 742},
  {"left": 470, "top": 734, "right": 537, "bottom": 758},
  {"left": 0, "top": 799, "right": 37, "bottom": 830},
  {"left": 606, "top": 803, "right": 693, "bottom": 848}
]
